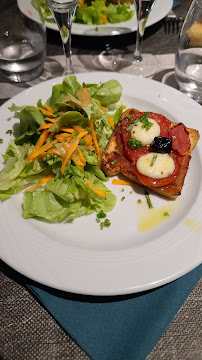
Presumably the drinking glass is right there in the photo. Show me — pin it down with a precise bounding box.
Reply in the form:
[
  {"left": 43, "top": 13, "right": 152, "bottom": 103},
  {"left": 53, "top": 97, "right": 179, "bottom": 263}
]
[
  {"left": 0, "top": 0, "right": 46, "bottom": 82},
  {"left": 99, "top": 0, "right": 159, "bottom": 77},
  {"left": 174, "top": 0, "right": 202, "bottom": 104},
  {"left": 45, "top": 0, "right": 78, "bottom": 75}
]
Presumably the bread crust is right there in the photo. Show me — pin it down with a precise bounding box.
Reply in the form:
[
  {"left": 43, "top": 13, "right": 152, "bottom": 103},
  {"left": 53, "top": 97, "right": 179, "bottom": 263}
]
[{"left": 102, "top": 109, "right": 200, "bottom": 199}]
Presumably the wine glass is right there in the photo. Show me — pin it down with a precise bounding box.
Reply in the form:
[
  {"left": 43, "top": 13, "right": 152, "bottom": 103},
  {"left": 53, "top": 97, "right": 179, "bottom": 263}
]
[
  {"left": 45, "top": 0, "right": 78, "bottom": 75},
  {"left": 99, "top": 0, "right": 159, "bottom": 77}
]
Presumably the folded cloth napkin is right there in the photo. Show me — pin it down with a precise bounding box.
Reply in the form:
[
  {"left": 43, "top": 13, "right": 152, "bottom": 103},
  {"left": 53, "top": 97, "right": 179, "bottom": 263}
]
[{"left": 27, "top": 264, "right": 202, "bottom": 360}]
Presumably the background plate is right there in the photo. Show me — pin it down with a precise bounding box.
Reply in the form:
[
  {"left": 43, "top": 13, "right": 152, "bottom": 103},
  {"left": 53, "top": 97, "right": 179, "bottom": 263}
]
[
  {"left": 17, "top": 0, "right": 172, "bottom": 36},
  {"left": 0, "top": 72, "right": 201, "bottom": 296}
]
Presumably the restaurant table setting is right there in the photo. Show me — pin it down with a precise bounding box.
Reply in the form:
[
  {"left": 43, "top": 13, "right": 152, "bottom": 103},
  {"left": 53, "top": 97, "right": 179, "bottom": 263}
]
[{"left": 0, "top": 1, "right": 202, "bottom": 359}]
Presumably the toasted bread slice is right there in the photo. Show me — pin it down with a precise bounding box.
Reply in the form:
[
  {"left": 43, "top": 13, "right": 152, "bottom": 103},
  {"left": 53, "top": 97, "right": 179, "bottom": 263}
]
[{"left": 102, "top": 109, "right": 200, "bottom": 199}]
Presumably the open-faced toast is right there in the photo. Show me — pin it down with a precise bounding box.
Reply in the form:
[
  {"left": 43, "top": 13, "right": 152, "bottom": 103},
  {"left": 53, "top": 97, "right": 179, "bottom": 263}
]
[{"left": 102, "top": 109, "right": 200, "bottom": 199}]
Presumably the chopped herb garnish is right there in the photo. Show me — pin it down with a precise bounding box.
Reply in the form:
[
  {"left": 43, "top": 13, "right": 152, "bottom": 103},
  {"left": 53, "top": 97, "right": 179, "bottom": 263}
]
[
  {"left": 97, "top": 210, "right": 106, "bottom": 219},
  {"left": 111, "top": 159, "right": 117, "bottom": 165},
  {"left": 163, "top": 211, "right": 169, "bottom": 216},
  {"left": 150, "top": 154, "right": 158, "bottom": 166},
  {"left": 95, "top": 27, "right": 98, "bottom": 31},
  {"left": 100, "top": 219, "right": 111, "bottom": 230},
  {"left": 114, "top": 149, "right": 120, "bottom": 154},
  {"left": 130, "top": 191, "right": 132, "bottom": 194},
  {"left": 79, "top": 139, "right": 86, "bottom": 145},
  {"left": 126, "top": 120, "right": 139, "bottom": 131},
  {"left": 87, "top": 126, "right": 91, "bottom": 132},
  {"left": 121, "top": 188, "right": 124, "bottom": 192},
  {"left": 137, "top": 199, "right": 142, "bottom": 204},
  {"left": 126, "top": 112, "right": 153, "bottom": 132},
  {"left": 0, "top": 139, "right": 3, "bottom": 144},
  {"left": 6, "top": 129, "right": 12, "bottom": 135},
  {"left": 128, "top": 137, "right": 143, "bottom": 149},
  {"left": 145, "top": 191, "right": 153, "bottom": 209},
  {"left": 121, "top": 196, "right": 125, "bottom": 201},
  {"left": 73, "top": 131, "right": 79, "bottom": 138},
  {"left": 96, "top": 218, "right": 100, "bottom": 223}
]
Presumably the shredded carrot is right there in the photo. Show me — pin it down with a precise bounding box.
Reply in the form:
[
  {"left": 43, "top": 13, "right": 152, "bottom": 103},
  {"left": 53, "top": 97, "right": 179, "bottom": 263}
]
[
  {"left": 28, "top": 10, "right": 33, "bottom": 16},
  {"left": 30, "top": 129, "right": 49, "bottom": 156},
  {"left": 54, "top": 133, "right": 72, "bottom": 140},
  {"left": 24, "top": 173, "right": 54, "bottom": 193},
  {"left": 78, "top": 0, "right": 84, "bottom": 6},
  {"left": 52, "top": 136, "right": 65, "bottom": 144},
  {"left": 88, "top": 121, "right": 102, "bottom": 168},
  {"left": 84, "top": 134, "right": 93, "bottom": 146},
  {"left": 112, "top": 179, "right": 133, "bottom": 186},
  {"left": 26, "top": 142, "right": 54, "bottom": 162},
  {"left": 71, "top": 147, "right": 86, "bottom": 167},
  {"left": 33, "top": 106, "right": 53, "bottom": 117},
  {"left": 76, "top": 130, "right": 88, "bottom": 139},
  {"left": 77, "top": 87, "right": 92, "bottom": 105},
  {"left": 73, "top": 125, "right": 84, "bottom": 132},
  {"left": 61, "top": 138, "right": 80, "bottom": 173},
  {"left": 59, "top": 127, "right": 75, "bottom": 133},
  {"left": 108, "top": 116, "right": 115, "bottom": 129},
  {"left": 100, "top": 15, "right": 108, "bottom": 24},
  {"left": 48, "top": 148, "right": 65, "bottom": 159},
  {"left": 37, "top": 123, "right": 52, "bottom": 131},
  {"left": 44, "top": 117, "right": 56, "bottom": 123},
  {"left": 99, "top": 106, "right": 107, "bottom": 110},
  {"left": 44, "top": 105, "right": 54, "bottom": 113},
  {"left": 84, "top": 178, "right": 106, "bottom": 197}
]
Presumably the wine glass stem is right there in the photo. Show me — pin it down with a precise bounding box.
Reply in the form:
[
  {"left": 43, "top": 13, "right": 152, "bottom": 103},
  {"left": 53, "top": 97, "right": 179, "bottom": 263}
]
[
  {"left": 59, "top": 12, "right": 74, "bottom": 75},
  {"left": 134, "top": 21, "right": 143, "bottom": 62}
]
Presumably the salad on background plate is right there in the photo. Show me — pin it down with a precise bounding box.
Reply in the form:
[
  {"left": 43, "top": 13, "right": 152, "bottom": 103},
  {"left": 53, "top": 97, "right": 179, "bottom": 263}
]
[
  {"left": 0, "top": 76, "right": 125, "bottom": 223},
  {"left": 33, "top": 0, "right": 134, "bottom": 26}
]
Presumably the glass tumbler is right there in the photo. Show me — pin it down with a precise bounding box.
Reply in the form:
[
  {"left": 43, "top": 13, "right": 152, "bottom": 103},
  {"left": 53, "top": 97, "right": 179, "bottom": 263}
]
[
  {"left": 0, "top": 0, "right": 47, "bottom": 83},
  {"left": 174, "top": 0, "right": 202, "bottom": 104}
]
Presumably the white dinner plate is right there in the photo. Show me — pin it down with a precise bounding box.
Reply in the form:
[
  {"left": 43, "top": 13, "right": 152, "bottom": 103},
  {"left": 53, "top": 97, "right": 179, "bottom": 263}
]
[
  {"left": 0, "top": 72, "right": 202, "bottom": 296},
  {"left": 17, "top": 0, "right": 172, "bottom": 36}
]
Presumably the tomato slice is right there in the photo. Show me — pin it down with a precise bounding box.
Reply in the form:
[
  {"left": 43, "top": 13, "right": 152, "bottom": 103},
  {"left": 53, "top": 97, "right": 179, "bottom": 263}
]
[
  {"left": 120, "top": 112, "right": 171, "bottom": 163},
  {"left": 131, "top": 152, "right": 181, "bottom": 187}
]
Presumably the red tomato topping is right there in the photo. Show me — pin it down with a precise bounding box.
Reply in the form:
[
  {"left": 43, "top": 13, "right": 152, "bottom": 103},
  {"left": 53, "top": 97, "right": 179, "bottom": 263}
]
[
  {"left": 120, "top": 112, "right": 171, "bottom": 163},
  {"left": 130, "top": 152, "right": 181, "bottom": 187},
  {"left": 169, "top": 123, "right": 191, "bottom": 155}
]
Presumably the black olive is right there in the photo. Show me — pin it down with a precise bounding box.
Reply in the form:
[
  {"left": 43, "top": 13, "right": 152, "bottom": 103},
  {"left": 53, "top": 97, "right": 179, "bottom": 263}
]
[{"left": 151, "top": 136, "right": 172, "bottom": 153}]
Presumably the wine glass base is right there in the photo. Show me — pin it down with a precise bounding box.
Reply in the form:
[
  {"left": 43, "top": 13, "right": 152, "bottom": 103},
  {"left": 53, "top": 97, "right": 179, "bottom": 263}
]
[
  {"left": 99, "top": 51, "right": 159, "bottom": 77},
  {"left": 119, "top": 54, "right": 159, "bottom": 77}
]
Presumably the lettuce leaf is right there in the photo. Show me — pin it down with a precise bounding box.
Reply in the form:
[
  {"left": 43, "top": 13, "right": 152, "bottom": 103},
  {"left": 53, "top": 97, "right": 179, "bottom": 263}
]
[
  {"left": 0, "top": 141, "right": 45, "bottom": 199},
  {"left": 23, "top": 172, "right": 116, "bottom": 222}
]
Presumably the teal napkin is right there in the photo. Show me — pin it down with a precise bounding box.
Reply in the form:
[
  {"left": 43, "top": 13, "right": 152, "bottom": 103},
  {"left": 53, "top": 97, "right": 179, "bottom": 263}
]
[
  {"left": 27, "top": 264, "right": 202, "bottom": 360},
  {"left": 172, "top": 0, "right": 180, "bottom": 9}
]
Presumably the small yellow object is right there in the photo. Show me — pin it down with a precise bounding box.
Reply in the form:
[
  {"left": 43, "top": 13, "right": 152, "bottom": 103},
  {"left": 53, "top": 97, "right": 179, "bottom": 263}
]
[{"left": 186, "top": 21, "right": 202, "bottom": 47}]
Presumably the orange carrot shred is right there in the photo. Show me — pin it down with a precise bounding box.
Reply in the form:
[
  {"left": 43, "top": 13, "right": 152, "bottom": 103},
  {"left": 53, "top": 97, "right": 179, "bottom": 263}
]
[
  {"left": 112, "top": 179, "right": 133, "bottom": 186},
  {"left": 61, "top": 138, "right": 80, "bottom": 173},
  {"left": 84, "top": 178, "right": 106, "bottom": 197},
  {"left": 26, "top": 142, "right": 54, "bottom": 162},
  {"left": 37, "top": 123, "right": 52, "bottom": 131},
  {"left": 24, "top": 173, "right": 54, "bottom": 193},
  {"left": 44, "top": 105, "right": 54, "bottom": 113},
  {"left": 108, "top": 116, "right": 115, "bottom": 129}
]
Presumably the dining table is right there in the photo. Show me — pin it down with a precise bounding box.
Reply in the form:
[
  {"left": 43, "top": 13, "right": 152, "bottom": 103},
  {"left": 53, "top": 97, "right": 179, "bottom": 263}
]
[{"left": 0, "top": 1, "right": 202, "bottom": 359}]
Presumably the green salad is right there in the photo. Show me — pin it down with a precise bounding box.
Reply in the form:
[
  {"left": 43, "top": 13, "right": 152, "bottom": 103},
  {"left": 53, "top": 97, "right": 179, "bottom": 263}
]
[
  {"left": 0, "top": 76, "right": 125, "bottom": 222},
  {"left": 34, "top": 0, "right": 134, "bottom": 26}
]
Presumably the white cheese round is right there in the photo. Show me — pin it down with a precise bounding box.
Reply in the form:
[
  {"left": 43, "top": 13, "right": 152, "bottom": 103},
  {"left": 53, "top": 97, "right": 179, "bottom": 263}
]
[
  {"left": 136, "top": 152, "right": 175, "bottom": 179},
  {"left": 131, "top": 118, "right": 160, "bottom": 145}
]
